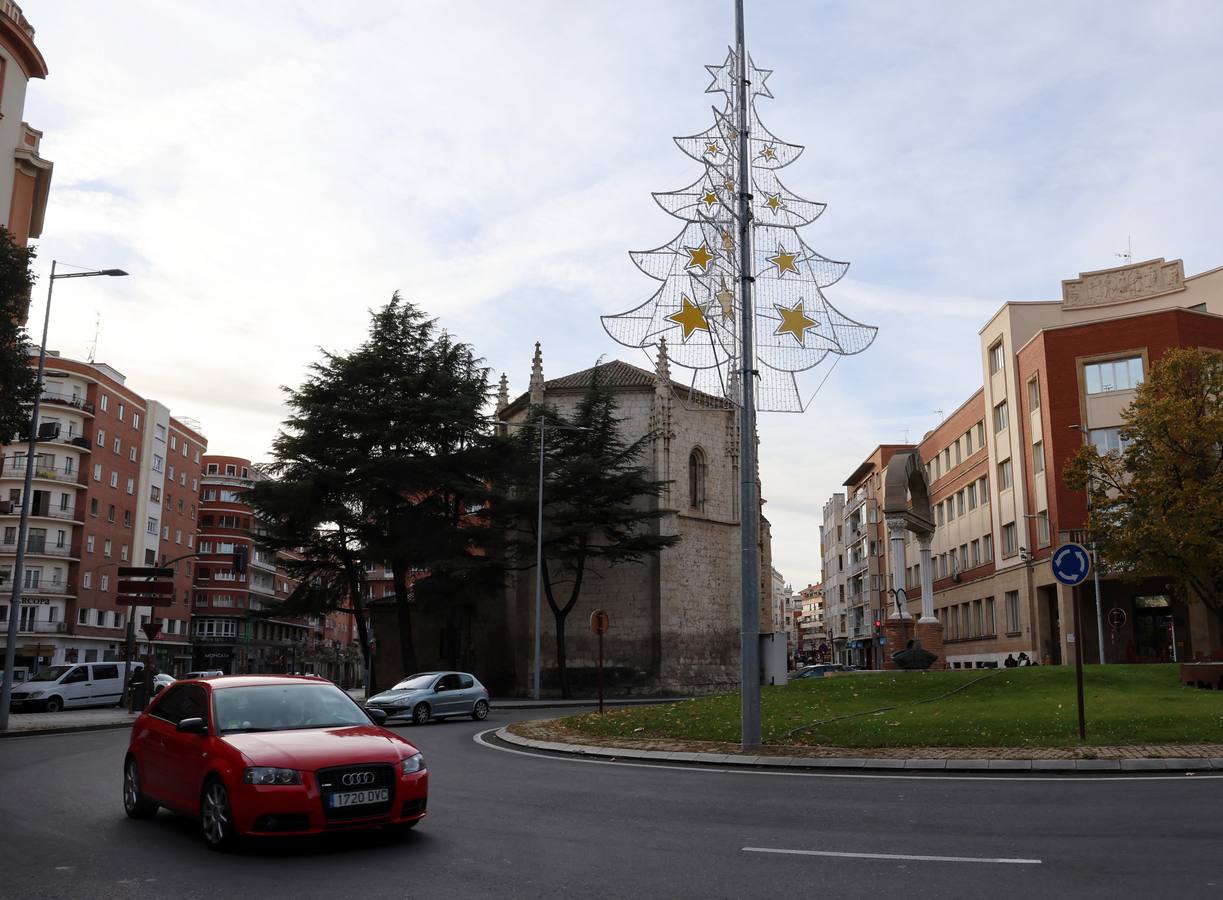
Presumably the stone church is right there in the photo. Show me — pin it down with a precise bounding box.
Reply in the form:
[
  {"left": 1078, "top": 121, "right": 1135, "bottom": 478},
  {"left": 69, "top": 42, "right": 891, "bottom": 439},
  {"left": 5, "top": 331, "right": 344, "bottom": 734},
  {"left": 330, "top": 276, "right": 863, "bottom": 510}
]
[{"left": 495, "top": 343, "right": 774, "bottom": 696}]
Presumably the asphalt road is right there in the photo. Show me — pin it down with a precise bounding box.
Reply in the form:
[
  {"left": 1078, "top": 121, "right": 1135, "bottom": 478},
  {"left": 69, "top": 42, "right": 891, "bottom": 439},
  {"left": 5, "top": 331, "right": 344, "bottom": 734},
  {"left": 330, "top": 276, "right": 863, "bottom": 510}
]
[{"left": 1, "top": 709, "right": 1221, "bottom": 900}]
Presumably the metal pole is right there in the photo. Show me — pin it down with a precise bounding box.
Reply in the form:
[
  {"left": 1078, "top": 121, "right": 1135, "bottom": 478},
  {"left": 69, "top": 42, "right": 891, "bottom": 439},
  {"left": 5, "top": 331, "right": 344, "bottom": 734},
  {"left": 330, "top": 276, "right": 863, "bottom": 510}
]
[
  {"left": 734, "top": 0, "right": 761, "bottom": 751},
  {"left": 0, "top": 262, "right": 56, "bottom": 731},
  {"left": 532, "top": 420, "right": 546, "bottom": 700},
  {"left": 1072, "top": 585, "right": 1086, "bottom": 740},
  {"left": 1090, "top": 543, "right": 1104, "bottom": 665},
  {"left": 597, "top": 631, "right": 604, "bottom": 715}
]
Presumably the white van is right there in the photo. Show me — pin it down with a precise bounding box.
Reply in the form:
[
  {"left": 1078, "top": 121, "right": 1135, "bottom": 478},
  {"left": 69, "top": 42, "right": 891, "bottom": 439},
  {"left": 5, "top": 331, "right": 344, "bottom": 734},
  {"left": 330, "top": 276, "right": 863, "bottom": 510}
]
[{"left": 8, "top": 662, "right": 143, "bottom": 712}]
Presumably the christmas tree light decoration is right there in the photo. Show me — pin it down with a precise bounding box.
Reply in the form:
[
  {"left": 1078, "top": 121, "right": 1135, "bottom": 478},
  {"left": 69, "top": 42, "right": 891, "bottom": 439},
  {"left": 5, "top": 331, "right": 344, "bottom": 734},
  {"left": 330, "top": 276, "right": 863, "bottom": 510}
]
[{"left": 601, "top": 43, "right": 877, "bottom": 411}]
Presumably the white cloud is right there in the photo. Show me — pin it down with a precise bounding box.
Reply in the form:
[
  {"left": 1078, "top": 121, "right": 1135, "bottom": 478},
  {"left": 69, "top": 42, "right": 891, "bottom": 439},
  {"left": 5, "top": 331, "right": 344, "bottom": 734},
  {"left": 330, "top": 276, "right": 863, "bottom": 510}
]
[{"left": 22, "top": 0, "right": 1223, "bottom": 590}]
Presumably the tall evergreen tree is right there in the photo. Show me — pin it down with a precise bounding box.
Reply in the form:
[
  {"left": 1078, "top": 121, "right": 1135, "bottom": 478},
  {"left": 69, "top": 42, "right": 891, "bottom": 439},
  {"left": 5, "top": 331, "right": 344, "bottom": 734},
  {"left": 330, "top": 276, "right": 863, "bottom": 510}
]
[
  {"left": 500, "top": 365, "right": 680, "bottom": 698},
  {"left": 0, "top": 227, "right": 37, "bottom": 440},
  {"left": 252, "top": 295, "right": 503, "bottom": 677}
]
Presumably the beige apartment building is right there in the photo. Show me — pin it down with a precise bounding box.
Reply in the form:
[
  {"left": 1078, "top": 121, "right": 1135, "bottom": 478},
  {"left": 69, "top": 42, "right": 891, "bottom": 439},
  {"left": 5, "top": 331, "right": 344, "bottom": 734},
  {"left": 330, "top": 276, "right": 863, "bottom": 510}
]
[{"left": 821, "top": 257, "right": 1223, "bottom": 669}]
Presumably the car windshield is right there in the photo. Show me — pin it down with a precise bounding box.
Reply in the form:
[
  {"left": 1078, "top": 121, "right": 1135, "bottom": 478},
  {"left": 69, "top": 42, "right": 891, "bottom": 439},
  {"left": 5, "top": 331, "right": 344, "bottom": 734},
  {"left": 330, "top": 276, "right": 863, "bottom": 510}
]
[
  {"left": 213, "top": 684, "right": 371, "bottom": 733},
  {"left": 28, "top": 665, "right": 74, "bottom": 683},
  {"left": 391, "top": 674, "right": 438, "bottom": 691}
]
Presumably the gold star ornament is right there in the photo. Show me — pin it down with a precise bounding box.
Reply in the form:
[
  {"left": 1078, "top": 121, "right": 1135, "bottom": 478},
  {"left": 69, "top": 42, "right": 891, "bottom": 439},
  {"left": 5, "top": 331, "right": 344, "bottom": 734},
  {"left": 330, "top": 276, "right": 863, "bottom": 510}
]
[
  {"left": 761, "top": 145, "right": 778, "bottom": 160},
  {"left": 701, "top": 190, "right": 719, "bottom": 209},
  {"left": 764, "top": 193, "right": 784, "bottom": 213},
  {"left": 705, "top": 142, "right": 722, "bottom": 156},
  {"left": 666, "top": 295, "right": 711, "bottom": 340},
  {"left": 767, "top": 245, "right": 800, "bottom": 277},
  {"left": 774, "top": 300, "right": 818, "bottom": 345},
  {"left": 715, "top": 280, "right": 735, "bottom": 320},
  {"left": 684, "top": 242, "right": 715, "bottom": 272}
]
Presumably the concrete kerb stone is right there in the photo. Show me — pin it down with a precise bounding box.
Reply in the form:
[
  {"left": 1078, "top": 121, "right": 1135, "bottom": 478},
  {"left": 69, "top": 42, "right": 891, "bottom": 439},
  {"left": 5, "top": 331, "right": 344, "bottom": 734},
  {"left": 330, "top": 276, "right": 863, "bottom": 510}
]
[
  {"left": 1119, "top": 758, "right": 1170, "bottom": 771},
  {"left": 1031, "top": 760, "right": 1078, "bottom": 771},
  {"left": 904, "top": 759, "right": 948, "bottom": 770},
  {"left": 945, "top": 759, "right": 991, "bottom": 771}
]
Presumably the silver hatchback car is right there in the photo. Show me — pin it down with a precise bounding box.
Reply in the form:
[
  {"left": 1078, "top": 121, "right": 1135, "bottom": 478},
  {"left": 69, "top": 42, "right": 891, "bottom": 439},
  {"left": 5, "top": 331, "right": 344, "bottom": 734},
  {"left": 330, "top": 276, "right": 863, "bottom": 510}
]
[{"left": 366, "top": 671, "right": 490, "bottom": 725}]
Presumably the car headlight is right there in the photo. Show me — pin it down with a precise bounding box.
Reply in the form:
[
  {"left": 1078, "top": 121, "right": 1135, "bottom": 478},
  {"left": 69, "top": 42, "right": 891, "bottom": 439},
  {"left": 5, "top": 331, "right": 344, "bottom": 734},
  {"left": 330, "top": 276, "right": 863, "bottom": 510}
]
[
  {"left": 27, "top": 690, "right": 43, "bottom": 698},
  {"left": 243, "top": 767, "right": 302, "bottom": 785},
  {"left": 401, "top": 753, "right": 425, "bottom": 774}
]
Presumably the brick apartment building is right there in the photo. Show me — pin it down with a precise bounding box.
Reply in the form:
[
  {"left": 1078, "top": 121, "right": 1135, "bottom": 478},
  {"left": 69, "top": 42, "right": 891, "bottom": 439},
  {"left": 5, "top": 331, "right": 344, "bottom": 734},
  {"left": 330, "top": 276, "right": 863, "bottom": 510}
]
[
  {"left": 820, "top": 257, "right": 1223, "bottom": 669},
  {"left": 1, "top": 353, "right": 206, "bottom": 673}
]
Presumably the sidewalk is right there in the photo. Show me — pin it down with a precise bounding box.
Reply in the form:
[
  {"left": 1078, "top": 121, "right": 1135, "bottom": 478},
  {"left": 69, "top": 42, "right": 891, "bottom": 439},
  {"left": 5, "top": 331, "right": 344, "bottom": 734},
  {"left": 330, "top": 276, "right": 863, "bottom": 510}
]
[{"left": 0, "top": 695, "right": 675, "bottom": 737}]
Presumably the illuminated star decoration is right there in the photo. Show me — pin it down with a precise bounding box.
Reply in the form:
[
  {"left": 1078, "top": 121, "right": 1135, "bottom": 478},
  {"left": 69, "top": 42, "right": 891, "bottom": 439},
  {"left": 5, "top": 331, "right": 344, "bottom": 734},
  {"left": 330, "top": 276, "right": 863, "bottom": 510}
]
[
  {"left": 774, "top": 300, "right": 817, "bottom": 345},
  {"left": 666, "top": 295, "right": 711, "bottom": 340},
  {"left": 701, "top": 190, "right": 719, "bottom": 209},
  {"left": 684, "top": 242, "right": 715, "bottom": 272},
  {"left": 765, "top": 193, "right": 784, "bottom": 213},
  {"left": 705, "top": 142, "right": 722, "bottom": 156},
  {"left": 767, "top": 245, "right": 799, "bottom": 276},
  {"left": 760, "top": 145, "right": 777, "bottom": 160},
  {"left": 715, "top": 280, "right": 735, "bottom": 320}
]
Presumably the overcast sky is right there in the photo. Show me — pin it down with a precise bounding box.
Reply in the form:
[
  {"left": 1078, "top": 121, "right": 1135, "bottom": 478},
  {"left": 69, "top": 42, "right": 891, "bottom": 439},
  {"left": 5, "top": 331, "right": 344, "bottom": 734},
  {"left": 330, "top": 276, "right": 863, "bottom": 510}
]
[{"left": 23, "top": 1, "right": 1223, "bottom": 590}]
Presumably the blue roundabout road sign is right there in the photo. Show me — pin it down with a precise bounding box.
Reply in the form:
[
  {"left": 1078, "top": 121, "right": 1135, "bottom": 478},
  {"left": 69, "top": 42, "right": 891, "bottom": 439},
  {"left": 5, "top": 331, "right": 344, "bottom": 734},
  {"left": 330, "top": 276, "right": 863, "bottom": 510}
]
[{"left": 1052, "top": 543, "right": 1092, "bottom": 587}]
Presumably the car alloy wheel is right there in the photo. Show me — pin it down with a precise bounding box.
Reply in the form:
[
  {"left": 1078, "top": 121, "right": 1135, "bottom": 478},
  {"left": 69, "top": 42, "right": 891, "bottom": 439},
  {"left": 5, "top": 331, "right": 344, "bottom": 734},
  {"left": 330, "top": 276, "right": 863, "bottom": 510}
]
[
  {"left": 123, "top": 758, "right": 158, "bottom": 819},
  {"left": 201, "top": 779, "right": 237, "bottom": 850},
  {"left": 44, "top": 696, "right": 63, "bottom": 713},
  {"left": 471, "top": 699, "right": 489, "bottom": 721},
  {"left": 412, "top": 702, "right": 431, "bottom": 726}
]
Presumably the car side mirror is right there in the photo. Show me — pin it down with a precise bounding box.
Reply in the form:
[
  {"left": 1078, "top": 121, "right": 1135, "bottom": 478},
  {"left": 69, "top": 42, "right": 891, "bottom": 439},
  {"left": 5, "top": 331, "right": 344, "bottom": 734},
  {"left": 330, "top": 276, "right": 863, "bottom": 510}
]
[
  {"left": 366, "top": 707, "right": 388, "bottom": 726},
  {"left": 177, "top": 717, "right": 209, "bottom": 735}
]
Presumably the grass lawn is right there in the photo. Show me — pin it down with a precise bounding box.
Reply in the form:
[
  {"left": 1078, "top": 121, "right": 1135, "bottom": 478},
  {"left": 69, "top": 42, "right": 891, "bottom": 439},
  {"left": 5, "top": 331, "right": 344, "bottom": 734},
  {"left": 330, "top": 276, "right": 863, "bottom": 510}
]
[{"left": 565, "top": 664, "right": 1223, "bottom": 748}]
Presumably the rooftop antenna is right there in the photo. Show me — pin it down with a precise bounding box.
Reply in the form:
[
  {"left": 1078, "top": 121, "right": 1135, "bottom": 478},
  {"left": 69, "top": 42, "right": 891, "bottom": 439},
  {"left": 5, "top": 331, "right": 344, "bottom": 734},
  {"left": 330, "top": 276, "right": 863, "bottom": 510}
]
[
  {"left": 86, "top": 312, "right": 100, "bottom": 363},
  {"left": 903, "top": 427, "right": 910, "bottom": 443},
  {"left": 933, "top": 408, "right": 944, "bottom": 421},
  {"left": 1116, "top": 235, "right": 1132, "bottom": 265}
]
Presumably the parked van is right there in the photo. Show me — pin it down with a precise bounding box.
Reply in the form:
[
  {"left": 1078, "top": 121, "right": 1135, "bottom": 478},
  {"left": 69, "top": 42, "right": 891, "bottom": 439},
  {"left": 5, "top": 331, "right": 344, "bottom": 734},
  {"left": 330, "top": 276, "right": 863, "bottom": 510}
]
[{"left": 8, "top": 662, "right": 143, "bottom": 712}]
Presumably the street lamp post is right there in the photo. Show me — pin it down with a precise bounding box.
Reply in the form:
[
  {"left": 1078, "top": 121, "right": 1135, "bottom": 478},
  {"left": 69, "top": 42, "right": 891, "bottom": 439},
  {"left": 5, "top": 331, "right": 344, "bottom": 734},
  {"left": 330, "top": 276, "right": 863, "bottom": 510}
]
[
  {"left": 0, "top": 262, "right": 128, "bottom": 732},
  {"left": 498, "top": 415, "right": 589, "bottom": 700},
  {"left": 1070, "top": 424, "right": 1107, "bottom": 665}
]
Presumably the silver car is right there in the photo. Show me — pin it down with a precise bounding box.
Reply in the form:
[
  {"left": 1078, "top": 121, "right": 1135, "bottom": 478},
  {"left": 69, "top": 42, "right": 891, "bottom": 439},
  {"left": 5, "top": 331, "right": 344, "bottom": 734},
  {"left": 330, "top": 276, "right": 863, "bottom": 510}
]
[{"left": 366, "top": 671, "right": 490, "bottom": 725}]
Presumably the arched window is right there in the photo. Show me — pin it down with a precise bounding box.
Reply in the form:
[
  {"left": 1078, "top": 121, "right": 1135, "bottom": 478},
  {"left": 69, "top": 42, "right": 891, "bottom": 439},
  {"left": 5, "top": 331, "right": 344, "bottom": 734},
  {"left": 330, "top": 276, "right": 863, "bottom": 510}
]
[{"left": 688, "top": 447, "right": 707, "bottom": 511}]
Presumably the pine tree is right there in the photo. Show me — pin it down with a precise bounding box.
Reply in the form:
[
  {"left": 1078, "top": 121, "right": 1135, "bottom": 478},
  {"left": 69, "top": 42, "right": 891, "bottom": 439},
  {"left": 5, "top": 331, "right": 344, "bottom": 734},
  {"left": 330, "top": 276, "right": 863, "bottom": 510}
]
[{"left": 253, "top": 295, "right": 504, "bottom": 678}]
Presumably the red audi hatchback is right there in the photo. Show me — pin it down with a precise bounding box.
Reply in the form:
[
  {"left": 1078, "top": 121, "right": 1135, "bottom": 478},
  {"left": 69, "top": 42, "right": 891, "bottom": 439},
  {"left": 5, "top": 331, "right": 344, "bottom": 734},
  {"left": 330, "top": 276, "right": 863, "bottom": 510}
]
[{"left": 123, "top": 675, "right": 427, "bottom": 849}]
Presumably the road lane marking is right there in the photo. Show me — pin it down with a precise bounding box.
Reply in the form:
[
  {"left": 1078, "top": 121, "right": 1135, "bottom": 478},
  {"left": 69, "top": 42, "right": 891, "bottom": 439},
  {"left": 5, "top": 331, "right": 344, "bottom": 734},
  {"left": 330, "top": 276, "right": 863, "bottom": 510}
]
[
  {"left": 742, "top": 847, "right": 1041, "bottom": 865},
  {"left": 473, "top": 729, "right": 1223, "bottom": 783}
]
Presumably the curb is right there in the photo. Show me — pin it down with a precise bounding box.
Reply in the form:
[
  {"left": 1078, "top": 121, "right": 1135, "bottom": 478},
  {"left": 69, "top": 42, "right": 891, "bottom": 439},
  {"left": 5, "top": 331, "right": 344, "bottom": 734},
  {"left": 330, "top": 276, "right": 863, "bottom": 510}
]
[
  {"left": 493, "top": 727, "right": 1223, "bottom": 774},
  {"left": 0, "top": 720, "right": 135, "bottom": 739}
]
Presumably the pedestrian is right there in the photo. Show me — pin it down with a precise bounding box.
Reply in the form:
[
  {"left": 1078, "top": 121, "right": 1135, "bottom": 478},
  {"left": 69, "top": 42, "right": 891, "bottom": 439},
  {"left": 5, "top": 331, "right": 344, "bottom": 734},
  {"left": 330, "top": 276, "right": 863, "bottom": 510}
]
[
  {"left": 1017, "top": 652, "right": 1031, "bottom": 666},
  {"left": 1004, "top": 653, "right": 1018, "bottom": 668}
]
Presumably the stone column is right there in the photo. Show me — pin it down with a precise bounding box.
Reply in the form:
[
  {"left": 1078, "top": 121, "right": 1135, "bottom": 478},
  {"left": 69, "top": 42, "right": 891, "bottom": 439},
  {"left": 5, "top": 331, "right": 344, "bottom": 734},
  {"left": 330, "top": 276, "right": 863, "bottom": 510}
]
[
  {"left": 885, "top": 515, "right": 910, "bottom": 619},
  {"left": 918, "top": 533, "right": 937, "bottom": 623}
]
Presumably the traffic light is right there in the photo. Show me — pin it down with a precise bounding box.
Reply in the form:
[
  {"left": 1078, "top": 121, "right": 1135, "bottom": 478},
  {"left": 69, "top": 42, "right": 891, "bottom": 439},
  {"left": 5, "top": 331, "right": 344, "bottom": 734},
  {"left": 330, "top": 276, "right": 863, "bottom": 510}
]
[
  {"left": 233, "top": 545, "right": 248, "bottom": 576},
  {"left": 873, "top": 619, "right": 882, "bottom": 637}
]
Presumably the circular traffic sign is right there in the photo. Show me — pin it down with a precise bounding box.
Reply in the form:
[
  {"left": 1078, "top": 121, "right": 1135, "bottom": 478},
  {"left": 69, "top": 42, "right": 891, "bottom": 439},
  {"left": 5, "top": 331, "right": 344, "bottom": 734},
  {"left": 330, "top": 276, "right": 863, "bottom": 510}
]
[
  {"left": 590, "top": 609, "right": 610, "bottom": 636},
  {"left": 1107, "top": 607, "right": 1126, "bottom": 629},
  {"left": 1052, "top": 543, "right": 1092, "bottom": 586}
]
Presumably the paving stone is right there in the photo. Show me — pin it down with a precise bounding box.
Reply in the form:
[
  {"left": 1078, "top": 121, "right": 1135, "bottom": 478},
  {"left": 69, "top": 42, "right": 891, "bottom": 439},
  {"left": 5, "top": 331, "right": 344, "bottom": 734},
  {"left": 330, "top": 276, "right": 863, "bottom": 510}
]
[
  {"left": 798, "top": 758, "right": 867, "bottom": 769},
  {"left": 1073, "top": 759, "right": 1121, "bottom": 770},
  {"left": 944, "top": 759, "right": 991, "bottom": 770},
  {"left": 1119, "top": 758, "right": 1168, "bottom": 771},
  {"left": 987, "top": 759, "right": 1032, "bottom": 770},
  {"left": 1160, "top": 759, "right": 1211, "bottom": 771}
]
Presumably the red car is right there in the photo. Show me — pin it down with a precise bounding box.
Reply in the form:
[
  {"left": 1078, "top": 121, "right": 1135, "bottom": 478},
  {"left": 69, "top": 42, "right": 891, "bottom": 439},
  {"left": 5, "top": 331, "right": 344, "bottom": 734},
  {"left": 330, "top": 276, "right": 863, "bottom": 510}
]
[{"left": 123, "top": 675, "right": 427, "bottom": 849}]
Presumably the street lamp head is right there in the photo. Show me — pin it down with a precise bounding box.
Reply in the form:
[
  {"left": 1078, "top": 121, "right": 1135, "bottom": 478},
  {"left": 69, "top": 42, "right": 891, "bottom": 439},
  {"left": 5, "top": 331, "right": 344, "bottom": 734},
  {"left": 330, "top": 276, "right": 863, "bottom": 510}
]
[{"left": 101, "top": 269, "right": 129, "bottom": 277}]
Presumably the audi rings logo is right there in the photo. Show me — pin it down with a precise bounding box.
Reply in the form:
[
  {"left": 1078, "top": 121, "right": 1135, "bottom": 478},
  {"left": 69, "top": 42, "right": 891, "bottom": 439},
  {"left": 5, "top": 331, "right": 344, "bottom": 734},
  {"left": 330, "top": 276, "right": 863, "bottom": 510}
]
[{"left": 341, "top": 771, "right": 375, "bottom": 787}]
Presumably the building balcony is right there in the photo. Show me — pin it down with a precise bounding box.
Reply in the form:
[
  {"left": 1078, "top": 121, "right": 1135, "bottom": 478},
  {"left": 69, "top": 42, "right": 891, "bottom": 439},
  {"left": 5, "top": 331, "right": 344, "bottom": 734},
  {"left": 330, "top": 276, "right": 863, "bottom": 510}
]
[
  {"left": 15, "top": 620, "right": 69, "bottom": 635},
  {"left": 0, "top": 540, "right": 79, "bottom": 560},
  {"left": 38, "top": 390, "right": 95, "bottom": 416},
  {"left": 20, "top": 506, "right": 84, "bottom": 523},
  {"left": 0, "top": 461, "right": 84, "bottom": 485},
  {"left": 17, "top": 579, "right": 74, "bottom": 596}
]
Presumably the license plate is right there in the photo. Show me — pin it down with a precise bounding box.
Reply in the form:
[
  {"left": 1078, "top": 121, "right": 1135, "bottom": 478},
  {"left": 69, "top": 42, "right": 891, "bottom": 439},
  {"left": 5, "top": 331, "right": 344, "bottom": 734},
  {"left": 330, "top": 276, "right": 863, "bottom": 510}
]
[{"left": 328, "top": 788, "right": 389, "bottom": 808}]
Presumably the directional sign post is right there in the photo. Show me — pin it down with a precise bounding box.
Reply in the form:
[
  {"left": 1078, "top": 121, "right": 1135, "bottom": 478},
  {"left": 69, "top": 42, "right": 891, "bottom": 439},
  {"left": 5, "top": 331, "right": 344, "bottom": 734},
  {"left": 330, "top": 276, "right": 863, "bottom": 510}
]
[
  {"left": 590, "top": 610, "right": 610, "bottom": 715},
  {"left": 1052, "top": 543, "right": 1091, "bottom": 740}
]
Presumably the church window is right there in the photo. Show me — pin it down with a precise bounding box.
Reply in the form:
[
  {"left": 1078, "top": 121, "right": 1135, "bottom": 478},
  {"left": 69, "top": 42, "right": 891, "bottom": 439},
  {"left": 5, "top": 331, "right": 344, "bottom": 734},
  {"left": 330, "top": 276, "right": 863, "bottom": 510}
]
[{"left": 688, "top": 448, "right": 707, "bottom": 511}]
